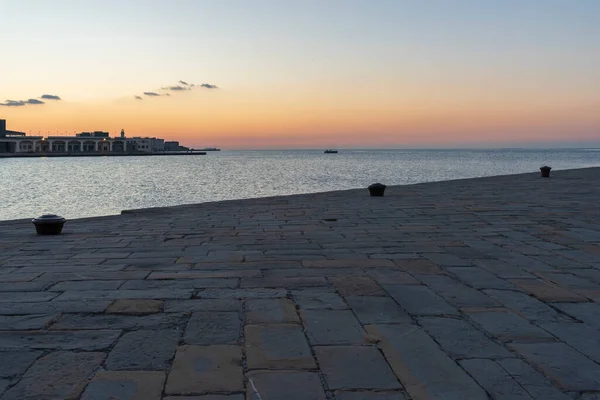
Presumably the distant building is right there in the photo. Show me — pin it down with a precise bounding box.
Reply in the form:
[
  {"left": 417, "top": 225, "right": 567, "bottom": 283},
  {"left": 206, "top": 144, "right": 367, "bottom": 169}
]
[
  {"left": 164, "top": 141, "right": 180, "bottom": 151},
  {"left": 76, "top": 131, "right": 110, "bottom": 138},
  {"left": 0, "top": 119, "right": 5, "bottom": 136},
  {"left": 126, "top": 137, "right": 165, "bottom": 153}
]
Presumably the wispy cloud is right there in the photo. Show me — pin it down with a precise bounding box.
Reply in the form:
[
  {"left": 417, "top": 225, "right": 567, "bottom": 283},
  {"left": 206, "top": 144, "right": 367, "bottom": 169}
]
[
  {"left": 164, "top": 85, "right": 189, "bottom": 91},
  {"left": 0, "top": 98, "right": 46, "bottom": 107},
  {"left": 136, "top": 80, "right": 219, "bottom": 100},
  {"left": 40, "top": 94, "right": 61, "bottom": 100},
  {"left": 0, "top": 100, "right": 26, "bottom": 107},
  {"left": 134, "top": 95, "right": 143, "bottom": 100}
]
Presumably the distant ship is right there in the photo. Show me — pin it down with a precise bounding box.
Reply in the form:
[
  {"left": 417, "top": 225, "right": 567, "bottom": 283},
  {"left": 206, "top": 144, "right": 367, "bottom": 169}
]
[
  {"left": 201, "top": 147, "right": 221, "bottom": 151},
  {"left": 324, "top": 149, "right": 338, "bottom": 154}
]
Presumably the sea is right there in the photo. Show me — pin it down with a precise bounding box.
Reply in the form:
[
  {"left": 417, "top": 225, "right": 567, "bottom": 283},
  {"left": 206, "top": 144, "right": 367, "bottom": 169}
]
[{"left": 1, "top": 149, "right": 599, "bottom": 221}]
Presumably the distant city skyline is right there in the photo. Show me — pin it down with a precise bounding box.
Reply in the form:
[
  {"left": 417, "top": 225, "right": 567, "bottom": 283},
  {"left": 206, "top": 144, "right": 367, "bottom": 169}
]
[{"left": 1, "top": 0, "right": 599, "bottom": 149}]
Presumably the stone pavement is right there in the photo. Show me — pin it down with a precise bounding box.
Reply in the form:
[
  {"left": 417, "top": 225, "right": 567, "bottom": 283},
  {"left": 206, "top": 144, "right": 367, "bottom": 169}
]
[{"left": 1, "top": 167, "right": 600, "bottom": 400}]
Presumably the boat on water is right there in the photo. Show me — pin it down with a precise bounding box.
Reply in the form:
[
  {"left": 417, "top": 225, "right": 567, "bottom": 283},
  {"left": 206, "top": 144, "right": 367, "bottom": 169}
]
[
  {"left": 201, "top": 147, "right": 221, "bottom": 151},
  {"left": 324, "top": 149, "right": 338, "bottom": 154}
]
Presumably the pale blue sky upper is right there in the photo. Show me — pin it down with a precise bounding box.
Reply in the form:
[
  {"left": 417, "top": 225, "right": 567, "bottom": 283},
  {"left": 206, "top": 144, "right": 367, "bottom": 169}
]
[{"left": 2, "top": 0, "right": 599, "bottom": 101}]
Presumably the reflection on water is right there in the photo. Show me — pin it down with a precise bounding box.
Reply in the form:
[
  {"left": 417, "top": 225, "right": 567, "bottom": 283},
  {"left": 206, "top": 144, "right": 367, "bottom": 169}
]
[{"left": 1, "top": 149, "right": 599, "bottom": 221}]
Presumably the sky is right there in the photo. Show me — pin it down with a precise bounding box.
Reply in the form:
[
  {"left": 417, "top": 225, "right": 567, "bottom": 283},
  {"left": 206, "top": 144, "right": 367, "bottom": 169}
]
[{"left": 1, "top": 0, "right": 599, "bottom": 149}]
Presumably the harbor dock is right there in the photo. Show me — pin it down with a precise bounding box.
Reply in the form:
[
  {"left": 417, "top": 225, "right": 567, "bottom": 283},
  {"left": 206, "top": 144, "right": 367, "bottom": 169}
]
[{"left": 1, "top": 167, "right": 599, "bottom": 399}]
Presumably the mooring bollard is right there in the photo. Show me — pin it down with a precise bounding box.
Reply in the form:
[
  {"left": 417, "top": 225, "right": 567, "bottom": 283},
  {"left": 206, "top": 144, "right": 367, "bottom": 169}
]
[
  {"left": 540, "top": 166, "right": 552, "bottom": 178},
  {"left": 368, "top": 183, "right": 387, "bottom": 197},
  {"left": 32, "top": 214, "right": 66, "bottom": 235}
]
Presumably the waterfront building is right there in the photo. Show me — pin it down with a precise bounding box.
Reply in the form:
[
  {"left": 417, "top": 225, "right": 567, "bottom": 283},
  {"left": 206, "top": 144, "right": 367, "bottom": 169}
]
[
  {"left": 164, "top": 141, "right": 180, "bottom": 151},
  {"left": 126, "top": 137, "right": 165, "bottom": 153},
  {"left": 0, "top": 120, "right": 142, "bottom": 155}
]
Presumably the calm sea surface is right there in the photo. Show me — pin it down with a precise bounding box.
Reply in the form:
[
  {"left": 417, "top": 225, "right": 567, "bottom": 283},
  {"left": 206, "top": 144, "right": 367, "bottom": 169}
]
[{"left": 1, "top": 149, "right": 599, "bottom": 221}]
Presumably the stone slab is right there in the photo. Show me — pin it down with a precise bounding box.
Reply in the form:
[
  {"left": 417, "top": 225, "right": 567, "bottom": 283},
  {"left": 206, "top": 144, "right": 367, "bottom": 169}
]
[
  {"left": 465, "top": 309, "right": 554, "bottom": 342},
  {"left": 366, "top": 324, "right": 488, "bottom": 400},
  {"left": 0, "top": 351, "right": 105, "bottom": 400},
  {"left": 81, "top": 371, "right": 165, "bottom": 400},
  {"left": 315, "top": 345, "right": 401, "bottom": 390},
  {"left": 384, "top": 285, "right": 458, "bottom": 316},
  {"left": 419, "top": 316, "right": 512, "bottom": 359},
  {"left": 346, "top": 296, "right": 411, "bottom": 324},
  {"left": 245, "top": 324, "right": 315, "bottom": 369},
  {"left": 245, "top": 298, "right": 299, "bottom": 324},
  {"left": 165, "top": 345, "right": 243, "bottom": 394},
  {"left": 300, "top": 309, "right": 365, "bottom": 345},
  {"left": 510, "top": 342, "right": 600, "bottom": 391},
  {"left": 460, "top": 359, "right": 534, "bottom": 399},
  {"left": 106, "top": 329, "right": 180, "bottom": 370},
  {"left": 0, "top": 330, "right": 121, "bottom": 350},
  {"left": 184, "top": 311, "right": 241, "bottom": 345},
  {"left": 246, "top": 370, "right": 327, "bottom": 400}
]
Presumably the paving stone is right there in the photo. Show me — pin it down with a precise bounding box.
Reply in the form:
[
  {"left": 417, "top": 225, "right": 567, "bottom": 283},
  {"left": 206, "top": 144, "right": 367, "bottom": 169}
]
[
  {"left": 241, "top": 276, "right": 327, "bottom": 288},
  {"left": 0, "top": 291, "right": 58, "bottom": 302},
  {"left": 50, "top": 313, "right": 186, "bottom": 331},
  {"left": 81, "top": 371, "right": 165, "bottom": 400},
  {"left": 366, "top": 324, "right": 488, "bottom": 400},
  {"left": 474, "top": 259, "right": 534, "bottom": 279},
  {"left": 48, "top": 280, "right": 125, "bottom": 291},
  {"left": 0, "top": 350, "right": 43, "bottom": 378},
  {"left": 448, "top": 267, "right": 516, "bottom": 289},
  {"left": 315, "top": 346, "right": 401, "bottom": 390},
  {"left": 0, "top": 300, "right": 111, "bottom": 315},
  {"left": 334, "top": 392, "right": 408, "bottom": 400},
  {"left": 346, "top": 296, "right": 411, "bottom": 324},
  {"left": 422, "top": 253, "right": 472, "bottom": 267},
  {"left": 460, "top": 359, "right": 534, "bottom": 399},
  {"left": 465, "top": 308, "right": 554, "bottom": 342},
  {"left": 0, "top": 281, "right": 50, "bottom": 292},
  {"left": 0, "top": 351, "right": 105, "bottom": 400},
  {"left": 165, "top": 345, "right": 243, "bottom": 394},
  {"left": 483, "top": 289, "right": 566, "bottom": 322},
  {"left": 510, "top": 342, "right": 600, "bottom": 391},
  {"left": 245, "top": 298, "right": 299, "bottom": 324},
  {"left": 245, "top": 324, "right": 315, "bottom": 369},
  {"left": 184, "top": 311, "right": 241, "bottom": 345},
  {"left": 163, "top": 396, "right": 244, "bottom": 400},
  {"left": 303, "top": 259, "right": 396, "bottom": 268},
  {"left": 195, "top": 288, "right": 287, "bottom": 299},
  {"left": 416, "top": 275, "right": 498, "bottom": 307},
  {"left": 292, "top": 290, "right": 347, "bottom": 309},
  {"left": 120, "top": 278, "right": 237, "bottom": 290},
  {"left": 508, "top": 278, "right": 587, "bottom": 302},
  {"left": 301, "top": 309, "right": 365, "bottom": 345},
  {"left": 383, "top": 285, "right": 459, "bottom": 316},
  {"left": 554, "top": 302, "right": 600, "bottom": 329},
  {"left": 0, "top": 330, "right": 121, "bottom": 350},
  {"left": 54, "top": 289, "right": 193, "bottom": 301},
  {"left": 496, "top": 358, "right": 571, "bottom": 400},
  {"left": 164, "top": 299, "right": 241, "bottom": 312},
  {"left": 246, "top": 370, "right": 327, "bottom": 400},
  {"left": 0, "top": 314, "right": 56, "bottom": 330},
  {"left": 540, "top": 321, "right": 600, "bottom": 363},
  {"left": 106, "top": 329, "right": 179, "bottom": 370},
  {"left": 106, "top": 299, "right": 164, "bottom": 314},
  {"left": 367, "top": 269, "right": 420, "bottom": 284},
  {"left": 331, "top": 277, "right": 386, "bottom": 296},
  {"left": 419, "top": 317, "right": 512, "bottom": 359},
  {"left": 394, "top": 259, "right": 445, "bottom": 274},
  {"left": 0, "top": 379, "right": 8, "bottom": 395}
]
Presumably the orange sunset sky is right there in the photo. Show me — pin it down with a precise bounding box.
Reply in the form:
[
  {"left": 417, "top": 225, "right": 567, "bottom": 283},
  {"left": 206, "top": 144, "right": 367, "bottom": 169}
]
[{"left": 1, "top": 0, "right": 599, "bottom": 149}]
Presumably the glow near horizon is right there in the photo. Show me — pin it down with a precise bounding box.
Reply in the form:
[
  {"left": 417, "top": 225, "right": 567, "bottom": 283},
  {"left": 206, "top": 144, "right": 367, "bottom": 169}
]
[{"left": 0, "top": 0, "right": 599, "bottom": 149}]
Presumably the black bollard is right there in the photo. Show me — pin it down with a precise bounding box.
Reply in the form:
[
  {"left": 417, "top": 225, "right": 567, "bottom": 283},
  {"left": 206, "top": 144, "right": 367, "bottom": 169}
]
[
  {"left": 32, "top": 214, "right": 66, "bottom": 235},
  {"left": 540, "top": 166, "right": 552, "bottom": 178},
  {"left": 368, "top": 183, "right": 387, "bottom": 197}
]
